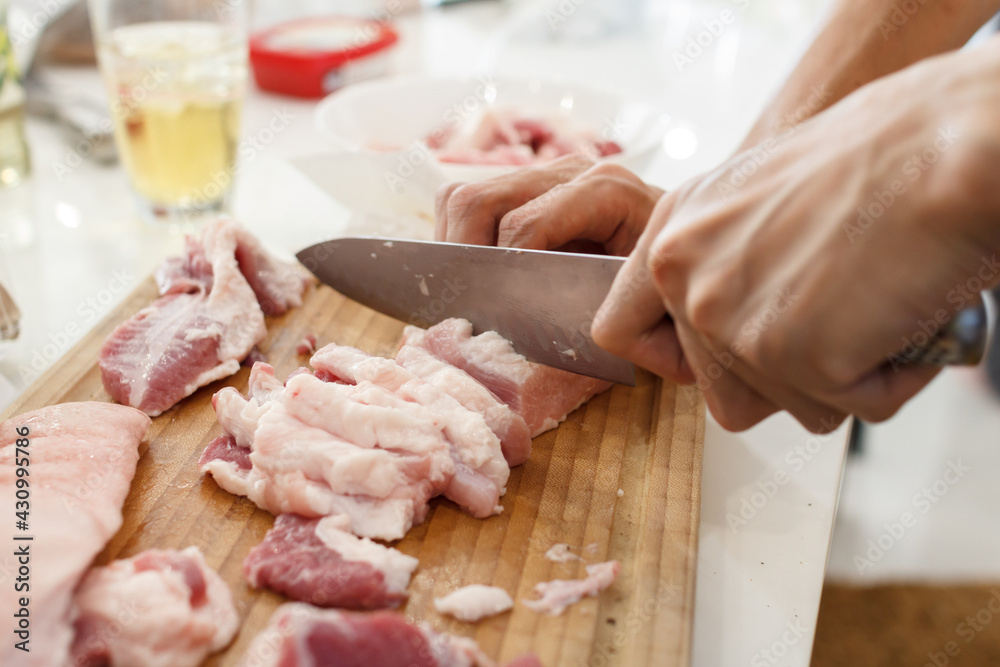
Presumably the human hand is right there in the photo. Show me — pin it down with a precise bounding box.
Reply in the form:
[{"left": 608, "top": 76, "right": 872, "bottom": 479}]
[
  {"left": 593, "top": 42, "right": 1000, "bottom": 432},
  {"left": 435, "top": 154, "right": 664, "bottom": 255}
]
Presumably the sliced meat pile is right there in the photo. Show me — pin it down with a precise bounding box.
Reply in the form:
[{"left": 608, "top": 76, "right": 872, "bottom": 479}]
[
  {"left": 426, "top": 108, "right": 623, "bottom": 166},
  {"left": 99, "top": 217, "right": 309, "bottom": 416},
  {"left": 201, "top": 358, "right": 508, "bottom": 540},
  {"left": 0, "top": 402, "right": 150, "bottom": 666},
  {"left": 68, "top": 547, "right": 238, "bottom": 667},
  {"left": 522, "top": 560, "right": 621, "bottom": 616},
  {"left": 244, "top": 514, "right": 418, "bottom": 610},
  {"left": 240, "top": 603, "right": 539, "bottom": 667},
  {"left": 201, "top": 318, "right": 613, "bottom": 631},
  {"left": 402, "top": 318, "right": 612, "bottom": 436}
]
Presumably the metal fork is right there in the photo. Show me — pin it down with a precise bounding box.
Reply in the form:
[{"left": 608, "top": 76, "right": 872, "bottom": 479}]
[{"left": 0, "top": 280, "right": 21, "bottom": 341}]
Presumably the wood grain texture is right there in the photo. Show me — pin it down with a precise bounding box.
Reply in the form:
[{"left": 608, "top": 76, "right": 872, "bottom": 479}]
[{"left": 1, "top": 278, "right": 705, "bottom": 667}]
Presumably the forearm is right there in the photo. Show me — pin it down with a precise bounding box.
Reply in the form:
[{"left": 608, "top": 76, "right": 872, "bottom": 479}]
[{"left": 740, "top": 0, "right": 1000, "bottom": 150}]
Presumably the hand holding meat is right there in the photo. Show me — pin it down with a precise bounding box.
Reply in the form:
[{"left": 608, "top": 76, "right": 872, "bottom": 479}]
[
  {"left": 435, "top": 153, "right": 664, "bottom": 254},
  {"left": 594, "top": 41, "right": 1000, "bottom": 432}
]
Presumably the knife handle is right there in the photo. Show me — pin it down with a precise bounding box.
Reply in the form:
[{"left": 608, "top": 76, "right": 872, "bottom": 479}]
[{"left": 893, "top": 291, "right": 994, "bottom": 367}]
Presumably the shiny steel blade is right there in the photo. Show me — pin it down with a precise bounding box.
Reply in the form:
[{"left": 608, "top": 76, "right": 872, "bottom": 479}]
[{"left": 297, "top": 237, "right": 636, "bottom": 385}]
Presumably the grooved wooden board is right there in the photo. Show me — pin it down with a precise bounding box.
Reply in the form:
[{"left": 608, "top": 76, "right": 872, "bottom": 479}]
[{"left": 1, "top": 278, "right": 705, "bottom": 667}]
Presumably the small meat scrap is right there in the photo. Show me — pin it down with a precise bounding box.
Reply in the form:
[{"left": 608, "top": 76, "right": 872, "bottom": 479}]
[
  {"left": 245, "top": 514, "right": 417, "bottom": 610},
  {"left": 401, "top": 318, "right": 611, "bottom": 437},
  {"left": 99, "top": 217, "right": 309, "bottom": 416},
  {"left": 238, "top": 603, "right": 492, "bottom": 667},
  {"left": 434, "top": 585, "right": 514, "bottom": 622},
  {"left": 522, "top": 561, "right": 621, "bottom": 616},
  {"left": 68, "top": 547, "right": 238, "bottom": 667},
  {"left": 296, "top": 334, "right": 318, "bottom": 356},
  {"left": 543, "top": 543, "right": 581, "bottom": 563}
]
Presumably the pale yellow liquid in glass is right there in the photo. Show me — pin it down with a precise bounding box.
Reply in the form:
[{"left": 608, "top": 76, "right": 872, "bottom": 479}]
[{"left": 100, "top": 22, "right": 246, "bottom": 210}]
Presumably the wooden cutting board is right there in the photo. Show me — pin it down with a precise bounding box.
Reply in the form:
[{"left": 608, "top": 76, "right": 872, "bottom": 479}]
[{"left": 1, "top": 278, "right": 705, "bottom": 667}]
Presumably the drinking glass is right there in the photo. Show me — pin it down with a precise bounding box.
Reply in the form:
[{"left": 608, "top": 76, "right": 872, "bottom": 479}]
[{"left": 88, "top": 0, "right": 249, "bottom": 229}]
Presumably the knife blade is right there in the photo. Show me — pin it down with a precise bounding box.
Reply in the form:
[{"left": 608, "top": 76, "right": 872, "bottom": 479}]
[{"left": 296, "top": 237, "right": 636, "bottom": 385}]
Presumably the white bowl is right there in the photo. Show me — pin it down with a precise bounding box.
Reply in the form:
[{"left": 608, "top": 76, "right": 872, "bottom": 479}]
[{"left": 314, "top": 74, "right": 666, "bottom": 183}]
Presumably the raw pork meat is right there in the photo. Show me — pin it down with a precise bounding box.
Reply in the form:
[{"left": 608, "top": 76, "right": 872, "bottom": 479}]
[
  {"left": 201, "top": 359, "right": 507, "bottom": 540},
  {"left": 395, "top": 344, "right": 532, "bottom": 466},
  {"left": 68, "top": 547, "right": 238, "bottom": 667},
  {"left": 238, "top": 603, "right": 491, "bottom": 667},
  {"left": 426, "top": 107, "right": 623, "bottom": 167},
  {"left": 309, "top": 343, "right": 509, "bottom": 515},
  {"left": 244, "top": 514, "right": 418, "bottom": 610},
  {"left": 0, "top": 402, "right": 150, "bottom": 667},
  {"left": 401, "top": 319, "right": 611, "bottom": 436},
  {"left": 434, "top": 585, "right": 513, "bottom": 622},
  {"left": 522, "top": 561, "right": 620, "bottom": 616},
  {"left": 99, "top": 217, "right": 309, "bottom": 416}
]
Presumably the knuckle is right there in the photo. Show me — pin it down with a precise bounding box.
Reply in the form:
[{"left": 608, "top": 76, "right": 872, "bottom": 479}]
[
  {"left": 447, "top": 183, "right": 489, "bottom": 218},
  {"left": 436, "top": 182, "right": 462, "bottom": 209},
  {"left": 586, "top": 161, "right": 632, "bottom": 180}
]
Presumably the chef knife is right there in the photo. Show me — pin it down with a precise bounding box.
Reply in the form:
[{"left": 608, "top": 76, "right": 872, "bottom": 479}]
[
  {"left": 296, "top": 237, "right": 993, "bottom": 386},
  {"left": 298, "top": 237, "right": 636, "bottom": 385}
]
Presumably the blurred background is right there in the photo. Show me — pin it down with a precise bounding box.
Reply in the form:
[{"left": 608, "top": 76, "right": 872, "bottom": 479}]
[{"left": 0, "top": 0, "right": 999, "bottom": 664}]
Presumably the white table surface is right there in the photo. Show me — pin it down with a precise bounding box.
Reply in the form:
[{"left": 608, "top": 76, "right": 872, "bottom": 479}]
[{"left": 0, "top": 1, "right": 848, "bottom": 665}]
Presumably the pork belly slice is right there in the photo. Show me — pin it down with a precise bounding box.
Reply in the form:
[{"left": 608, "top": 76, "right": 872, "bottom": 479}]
[
  {"left": 309, "top": 344, "right": 509, "bottom": 516},
  {"left": 245, "top": 514, "right": 418, "bottom": 610},
  {"left": 203, "top": 363, "right": 464, "bottom": 540},
  {"left": 395, "top": 344, "right": 532, "bottom": 466},
  {"left": 434, "top": 585, "right": 514, "bottom": 622},
  {"left": 99, "top": 217, "right": 308, "bottom": 417},
  {"left": 401, "top": 319, "right": 612, "bottom": 437},
  {"left": 239, "top": 603, "right": 493, "bottom": 667},
  {"left": 522, "top": 560, "right": 620, "bottom": 616},
  {"left": 0, "top": 402, "right": 150, "bottom": 667},
  {"left": 68, "top": 546, "right": 238, "bottom": 667}
]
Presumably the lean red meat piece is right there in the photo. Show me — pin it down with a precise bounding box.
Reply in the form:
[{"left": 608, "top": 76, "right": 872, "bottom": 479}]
[
  {"left": 68, "top": 547, "right": 238, "bottom": 667},
  {"left": 401, "top": 319, "right": 611, "bottom": 437},
  {"left": 0, "top": 402, "right": 150, "bottom": 667},
  {"left": 99, "top": 217, "right": 308, "bottom": 416},
  {"left": 244, "top": 514, "right": 418, "bottom": 610},
  {"left": 395, "top": 344, "right": 532, "bottom": 466},
  {"left": 238, "top": 603, "right": 492, "bottom": 667}
]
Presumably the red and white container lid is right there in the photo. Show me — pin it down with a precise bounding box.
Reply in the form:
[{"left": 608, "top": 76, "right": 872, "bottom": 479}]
[{"left": 249, "top": 17, "right": 399, "bottom": 99}]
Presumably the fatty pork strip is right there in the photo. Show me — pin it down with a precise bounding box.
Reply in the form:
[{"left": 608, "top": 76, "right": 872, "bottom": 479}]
[
  {"left": 68, "top": 547, "right": 238, "bottom": 667},
  {"left": 309, "top": 343, "right": 509, "bottom": 514},
  {"left": 0, "top": 402, "right": 150, "bottom": 667},
  {"left": 434, "top": 585, "right": 514, "bottom": 622},
  {"left": 521, "top": 560, "right": 621, "bottom": 616},
  {"left": 401, "top": 318, "right": 612, "bottom": 437},
  {"left": 244, "top": 514, "right": 418, "bottom": 610},
  {"left": 99, "top": 217, "right": 309, "bottom": 417},
  {"left": 394, "top": 344, "right": 532, "bottom": 466},
  {"left": 238, "top": 603, "right": 493, "bottom": 667}
]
